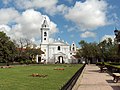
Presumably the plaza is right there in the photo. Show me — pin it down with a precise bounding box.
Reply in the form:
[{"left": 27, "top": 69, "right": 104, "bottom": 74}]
[{"left": 73, "top": 65, "right": 120, "bottom": 90}]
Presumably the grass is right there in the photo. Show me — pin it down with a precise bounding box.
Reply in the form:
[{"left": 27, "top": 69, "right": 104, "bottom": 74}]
[
  {"left": 112, "top": 65, "right": 120, "bottom": 68},
  {"left": 104, "top": 62, "right": 120, "bottom": 68},
  {"left": 0, "top": 64, "right": 83, "bottom": 90}
]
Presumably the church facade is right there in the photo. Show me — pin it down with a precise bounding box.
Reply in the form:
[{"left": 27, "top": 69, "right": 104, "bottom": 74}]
[{"left": 37, "top": 18, "right": 77, "bottom": 64}]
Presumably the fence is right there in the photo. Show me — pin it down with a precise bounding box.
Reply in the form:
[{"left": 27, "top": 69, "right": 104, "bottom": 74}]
[{"left": 61, "top": 64, "right": 86, "bottom": 90}]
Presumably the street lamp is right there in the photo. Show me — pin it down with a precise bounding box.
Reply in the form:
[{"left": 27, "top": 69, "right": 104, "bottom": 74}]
[{"left": 100, "top": 46, "right": 104, "bottom": 62}]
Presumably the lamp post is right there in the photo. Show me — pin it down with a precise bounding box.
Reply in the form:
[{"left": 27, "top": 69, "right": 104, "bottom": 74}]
[
  {"left": 100, "top": 46, "right": 104, "bottom": 62},
  {"left": 114, "top": 29, "right": 120, "bottom": 54}
]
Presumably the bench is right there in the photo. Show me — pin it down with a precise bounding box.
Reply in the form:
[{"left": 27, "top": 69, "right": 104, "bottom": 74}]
[
  {"left": 99, "top": 66, "right": 107, "bottom": 72},
  {"left": 112, "top": 73, "right": 120, "bottom": 83}
]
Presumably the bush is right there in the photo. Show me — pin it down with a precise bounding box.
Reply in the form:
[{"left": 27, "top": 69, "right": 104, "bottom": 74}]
[
  {"left": 109, "top": 62, "right": 120, "bottom": 65},
  {"left": 25, "top": 60, "right": 32, "bottom": 65},
  {"left": 96, "top": 62, "right": 103, "bottom": 66},
  {"left": 18, "top": 59, "right": 23, "bottom": 62},
  {"left": 32, "top": 61, "right": 36, "bottom": 64},
  {"left": 20, "top": 61, "right": 24, "bottom": 64}
]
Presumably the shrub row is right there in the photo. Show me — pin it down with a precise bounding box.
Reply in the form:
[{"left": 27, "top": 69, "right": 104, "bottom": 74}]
[
  {"left": 20, "top": 60, "right": 36, "bottom": 65},
  {"left": 109, "top": 62, "right": 120, "bottom": 65},
  {"left": 96, "top": 62, "right": 120, "bottom": 73},
  {"left": 96, "top": 62, "right": 120, "bottom": 66},
  {"left": 105, "top": 64, "right": 120, "bottom": 73},
  {"left": 96, "top": 62, "right": 104, "bottom": 66}
]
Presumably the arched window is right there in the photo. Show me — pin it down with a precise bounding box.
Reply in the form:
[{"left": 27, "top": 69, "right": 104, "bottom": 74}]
[
  {"left": 44, "top": 32, "right": 47, "bottom": 36},
  {"left": 72, "top": 47, "right": 75, "bottom": 51},
  {"left": 58, "top": 46, "right": 60, "bottom": 51}
]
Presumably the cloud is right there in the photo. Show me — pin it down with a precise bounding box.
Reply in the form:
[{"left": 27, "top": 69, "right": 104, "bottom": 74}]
[
  {"left": 0, "top": 8, "right": 19, "bottom": 24},
  {"left": 49, "top": 38, "right": 55, "bottom": 43},
  {"left": 65, "top": 0, "right": 109, "bottom": 31},
  {"left": 80, "top": 31, "right": 96, "bottom": 38},
  {"left": 14, "top": 0, "right": 57, "bottom": 10},
  {"left": 0, "top": 25, "right": 11, "bottom": 33},
  {"left": 2, "top": 0, "right": 68, "bottom": 16},
  {"left": 101, "top": 35, "right": 115, "bottom": 42},
  {"left": 54, "top": 4, "right": 68, "bottom": 15},
  {"left": 0, "top": 8, "right": 58, "bottom": 45},
  {"left": 64, "top": 25, "right": 79, "bottom": 32},
  {"left": 67, "top": 26, "right": 80, "bottom": 32}
]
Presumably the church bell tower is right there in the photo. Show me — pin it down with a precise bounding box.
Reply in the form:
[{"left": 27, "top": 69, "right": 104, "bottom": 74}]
[{"left": 40, "top": 17, "right": 50, "bottom": 44}]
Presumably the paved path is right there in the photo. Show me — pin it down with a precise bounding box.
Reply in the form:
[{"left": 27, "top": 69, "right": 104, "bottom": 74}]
[{"left": 75, "top": 65, "right": 120, "bottom": 90}]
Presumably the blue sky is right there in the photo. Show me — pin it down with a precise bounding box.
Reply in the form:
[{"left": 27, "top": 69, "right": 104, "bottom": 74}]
[{"left": 0, "top": 0, "right": 120, "bottom": 47}]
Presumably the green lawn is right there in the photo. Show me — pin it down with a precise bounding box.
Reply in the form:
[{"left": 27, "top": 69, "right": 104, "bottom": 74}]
[
  {"left": 112, "top": 65, "right": 120, "bottom": 68},
  {"left": 0, "top": 64, "right": 83, "bottom": 90}
]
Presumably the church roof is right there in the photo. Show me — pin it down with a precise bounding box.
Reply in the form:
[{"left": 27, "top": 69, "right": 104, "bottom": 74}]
[
  {"left": 49, "top": 40, "right": 69, "bottom": 46},
  {"left": 41, "top": 18, "right": 49, "bottom": 28}
]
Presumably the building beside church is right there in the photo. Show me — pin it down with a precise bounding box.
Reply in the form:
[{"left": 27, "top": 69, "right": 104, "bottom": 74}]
[{"left": 37, "top": 18, "right": 77, "bottom": 64}]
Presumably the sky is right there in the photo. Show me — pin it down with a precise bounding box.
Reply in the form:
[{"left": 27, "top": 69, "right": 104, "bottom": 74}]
[{"left": 0, "top": 0, "right": 120, "bottom": 47}]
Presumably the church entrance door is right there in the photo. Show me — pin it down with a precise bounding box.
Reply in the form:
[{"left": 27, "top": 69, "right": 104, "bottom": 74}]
[
  {"left": 38, "top": 57, "right": 41, "bottom": 63},
  {"left": 58, "top": 56, "right": 64, "bottom": 63}
]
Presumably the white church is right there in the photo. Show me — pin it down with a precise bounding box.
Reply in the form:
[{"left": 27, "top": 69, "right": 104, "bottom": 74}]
[{"left": 36, "top": 18, "right": 77, "bottom": 64}]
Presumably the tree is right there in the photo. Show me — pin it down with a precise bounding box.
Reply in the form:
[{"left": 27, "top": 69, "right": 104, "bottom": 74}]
[
  {"left": 0, "top": 31, "right": 17, "bottom": 65},
  {"left": 78, "top": 40, "right": 100, "bottom": 63},
  {"left": 98, "top": 38, "right": 118, "bottom": 62},
  {"left": 78, "top": 38, "right": 119, "bottom": 63},
  {"left": 14, "top": 38, "right": 44, "bottom": 63},
  {"left": 14, "top": 38, "right": 32, "bottom": 61}
]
